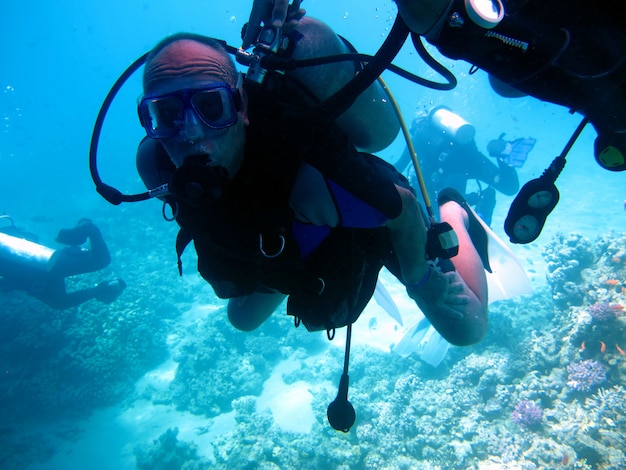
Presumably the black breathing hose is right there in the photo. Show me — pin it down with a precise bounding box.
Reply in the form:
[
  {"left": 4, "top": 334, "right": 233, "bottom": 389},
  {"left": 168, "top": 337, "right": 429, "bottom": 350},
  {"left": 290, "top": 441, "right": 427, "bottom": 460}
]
[{"left": 89, "top": 52, "right": 150, "bottom": 205}]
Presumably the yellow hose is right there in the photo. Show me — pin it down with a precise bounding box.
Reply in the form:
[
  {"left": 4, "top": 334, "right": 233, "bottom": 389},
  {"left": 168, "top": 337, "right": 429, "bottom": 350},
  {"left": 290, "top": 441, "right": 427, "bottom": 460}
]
[{"left": 377, "top": 76, "right": 435, "bottom": 224}]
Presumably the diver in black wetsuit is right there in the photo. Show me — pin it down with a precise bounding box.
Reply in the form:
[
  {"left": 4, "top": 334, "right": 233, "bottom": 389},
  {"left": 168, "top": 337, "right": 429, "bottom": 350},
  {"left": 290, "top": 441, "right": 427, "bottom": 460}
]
[
  {"left": 135, "top": 28, "right": 489, "bottom": 344},
  {"left": 395, "top": 106, "right": 532, "bottom": 226},
  {"left": 0, "top": 217, "right": 126, "bottom": 309},
  {"left": 91, "top": 12, "right": 493, "bottom": 434}
]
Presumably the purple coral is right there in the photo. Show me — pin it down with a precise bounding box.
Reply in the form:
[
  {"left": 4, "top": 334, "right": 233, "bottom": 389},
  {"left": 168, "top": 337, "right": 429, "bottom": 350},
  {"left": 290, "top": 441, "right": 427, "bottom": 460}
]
[
  {"left": 511, "top": 400, "right": 543, "bottom": 428},
  {"left": 588, "top": 302, "right": 616, "bottom": 322},
  {"left": 566, "top": 359, "right": 608, "bottom": 392}
]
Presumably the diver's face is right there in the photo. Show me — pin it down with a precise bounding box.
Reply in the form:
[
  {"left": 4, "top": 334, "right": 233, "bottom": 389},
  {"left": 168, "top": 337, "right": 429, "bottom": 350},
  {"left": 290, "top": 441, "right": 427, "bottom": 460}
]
[{"left": 143, "top": 40, "right": 249, "bottom": 177}]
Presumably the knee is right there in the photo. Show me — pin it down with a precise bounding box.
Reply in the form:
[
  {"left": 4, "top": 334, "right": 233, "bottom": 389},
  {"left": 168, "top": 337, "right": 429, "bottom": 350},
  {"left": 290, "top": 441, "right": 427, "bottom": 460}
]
[
  {"left": 442, "top": 313, "right": 488, "bottom": 346},
  {"left": 227, "top": 307, "right": 263, "bottom": 332},
  {"left": 227, "top": 293, "right": 284, "bottom": 331}
]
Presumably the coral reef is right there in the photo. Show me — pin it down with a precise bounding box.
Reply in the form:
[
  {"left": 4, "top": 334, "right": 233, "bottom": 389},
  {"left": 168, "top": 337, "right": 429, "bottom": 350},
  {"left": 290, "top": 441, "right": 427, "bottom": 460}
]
[
  {"left": 0, "top": 287, "right": 170, "bottom": 423},
  {"left": 566, "top": 360, "right": 608, "bottom": 393},
  {"left": 0, "top": 212, "right": 176, "bottom": 467},
  {"left": 134, "top": 427, "right": 211, "bottom": 469},
  {"left": 511, "top": 400, "right": 543, "bottom": 429},
  {"left": 543, "top": 233, "right": 596, "bottom": 308},
  {"left": 152, "top": 307, "right": 294, "bottom": 418},
  {"left": 5, "top": 229, "right": 626, "bottom": 469},
  {"left": 197, "top": 232, "right": 626, "bottom": 469},
  {"left": 587, "top": 301, "right": 618, "bottom": 323}
]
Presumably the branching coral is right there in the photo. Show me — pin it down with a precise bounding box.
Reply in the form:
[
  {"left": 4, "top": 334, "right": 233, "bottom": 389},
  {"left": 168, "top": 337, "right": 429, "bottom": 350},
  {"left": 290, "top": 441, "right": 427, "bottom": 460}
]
[
  {"left": 587, "top": 302, "right": 618, "bottom": 323},
  {"left": 511, "top": 400, "right": 543, "bottom": 429},
  {"left": 134, "top": 427, "right": 210, "bottom": 469},
  {"left": 543, "top": 233, "right": 596, "bottom": 307},
  {"left": 566, "top": 360, "right": 608, "bottom": 393},
  {"left": 585, "top": 386, "right": 626, "bottom": 430}
]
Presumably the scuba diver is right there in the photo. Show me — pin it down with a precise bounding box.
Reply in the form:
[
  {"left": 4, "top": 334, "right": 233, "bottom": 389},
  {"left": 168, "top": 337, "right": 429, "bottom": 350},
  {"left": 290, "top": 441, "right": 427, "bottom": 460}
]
[
  {"left": 246, "top": 0, "right": 626, "bottom": 172},
  {"left": 87, "top": 16, "right": 493, "bottom": 432},
  {"left": 87, "top": 0, "right": 554, "bottom": 430},
  {"left": 395, "top": 106, "right": 535, "bottom": 226},
  {"left": 134, "top": 21, "right": 487, "bottom": 341},
  {"left": 393, "top": 0, "right": 626, "bottom": 172},
  {"left": 0, "top": 217, "right": 126, "bottom": 309}
]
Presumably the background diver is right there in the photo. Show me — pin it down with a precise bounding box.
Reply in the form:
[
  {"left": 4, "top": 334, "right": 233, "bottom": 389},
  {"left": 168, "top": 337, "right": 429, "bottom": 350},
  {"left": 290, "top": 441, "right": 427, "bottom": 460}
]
[
  {"left": 0, "top": 217, "right": 126, "bottom": 309},
  {"left": 395, "top": 106, "right": 535, "bottom": 226}
]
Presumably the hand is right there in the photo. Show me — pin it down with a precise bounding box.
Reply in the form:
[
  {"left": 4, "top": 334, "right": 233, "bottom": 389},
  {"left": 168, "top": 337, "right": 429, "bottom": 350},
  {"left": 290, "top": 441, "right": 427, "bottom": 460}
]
[
  {"left": 242, "top": 0, "right": 306, "bottom": 48},
  {"left": 407, "top": 268, "right": 469, "bottom": 321},
  {"left": 487, "top": 139, "right": 505, "bottom": 157}
]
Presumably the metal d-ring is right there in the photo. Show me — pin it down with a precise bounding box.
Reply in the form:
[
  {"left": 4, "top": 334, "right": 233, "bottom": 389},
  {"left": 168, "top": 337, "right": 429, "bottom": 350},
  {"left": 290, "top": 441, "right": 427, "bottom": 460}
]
[{"left": 259, "top": 233, "right": 285, "bottom": 258}]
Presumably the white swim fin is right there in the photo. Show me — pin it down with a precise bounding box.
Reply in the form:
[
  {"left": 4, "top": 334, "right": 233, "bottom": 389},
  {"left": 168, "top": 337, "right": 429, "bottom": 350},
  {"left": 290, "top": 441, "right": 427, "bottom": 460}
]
[
  {"left": 374, "top": 280, "right": 403, "bottom": 326},
  {"left": 392, "top": 317, "right": 449, "bottom": 367},
  {"left": 472, "top": 209, "right": 533, "bottom": 303}
]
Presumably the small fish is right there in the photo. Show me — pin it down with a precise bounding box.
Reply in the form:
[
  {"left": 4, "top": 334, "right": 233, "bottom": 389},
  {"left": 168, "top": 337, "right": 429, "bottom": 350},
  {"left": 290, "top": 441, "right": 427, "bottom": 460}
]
[
  {"left": 581, "top": 341, "right": 586, "bottom": 351},
  {"left": 611, "top": 257, "right": 623, "bottom": 263},
  {"left": 610, "top": 304, "right": 624, "bottom": 310},
  {"left": 600, "top": 341, "right": 606, "bottom": 353},
  {"left": 616, "top": 344, "right": 626, "bottom": 356},
  {"left": 604, "top": 279, "right": 622, "bottom": 286}
]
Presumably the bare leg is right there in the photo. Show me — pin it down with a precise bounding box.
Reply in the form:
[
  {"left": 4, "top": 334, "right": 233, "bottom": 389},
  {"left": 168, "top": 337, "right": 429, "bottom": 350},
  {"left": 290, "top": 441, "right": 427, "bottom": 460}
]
[
  {"left": 408, "top": 199, "right": 488, "bottom": 346},
  {"left": 385, "top": 185, "right": 431, "bottom": 285},
  {"left": 439, "top": 201, "right": 488, "bottom": 306},
  {"left": 388, "top": 185, "right": 488, "bottom": 346}
]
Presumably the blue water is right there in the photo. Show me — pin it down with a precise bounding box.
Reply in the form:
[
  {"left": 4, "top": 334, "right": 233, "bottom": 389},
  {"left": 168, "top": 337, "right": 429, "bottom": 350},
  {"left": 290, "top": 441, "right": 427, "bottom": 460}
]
[{"left": 2, "top": 1, "right": 625, "bottom": 469}]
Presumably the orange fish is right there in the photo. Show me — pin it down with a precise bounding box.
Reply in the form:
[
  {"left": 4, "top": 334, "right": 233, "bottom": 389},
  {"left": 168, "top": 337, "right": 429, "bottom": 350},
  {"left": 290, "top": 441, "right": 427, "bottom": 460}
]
[
  {"left": 600, "top": 341, "right": 606, "bottom": 353},
  {"left": 610, "top": 304, "right": 624, "bottom": 310},
  {"left": 581, "top": 341, "right": 585, "bottom": 351},
  {"left": 604, "top": 279, "right": 622, "bottom": 286},
  {"left": 612, "top": 257, "right": 623, "bottom": 263},
  {"left": 616, "top": 344, "right": 626, "bottom": 356}
]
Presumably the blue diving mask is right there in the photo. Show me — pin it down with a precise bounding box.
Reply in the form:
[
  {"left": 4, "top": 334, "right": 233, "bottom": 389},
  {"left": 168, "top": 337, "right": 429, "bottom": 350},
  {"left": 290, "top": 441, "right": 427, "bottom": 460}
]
[{"left": 138, "top": 83, "right": 242, "bottom": 139}]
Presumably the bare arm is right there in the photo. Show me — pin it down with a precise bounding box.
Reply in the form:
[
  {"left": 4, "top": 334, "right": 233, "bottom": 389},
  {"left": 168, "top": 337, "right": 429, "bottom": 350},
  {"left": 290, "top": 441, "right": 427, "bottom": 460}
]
[{"left": 384, "top": 184, "right": 430, "bottom": 285}]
